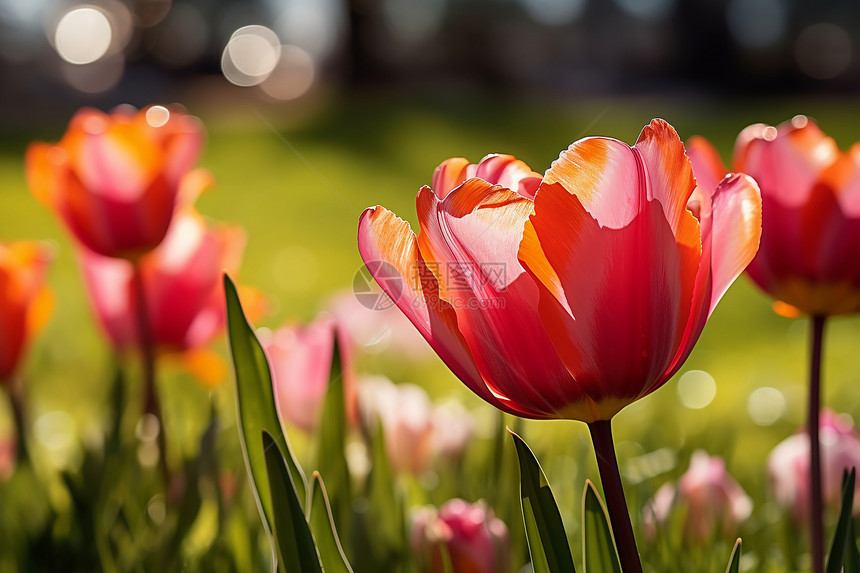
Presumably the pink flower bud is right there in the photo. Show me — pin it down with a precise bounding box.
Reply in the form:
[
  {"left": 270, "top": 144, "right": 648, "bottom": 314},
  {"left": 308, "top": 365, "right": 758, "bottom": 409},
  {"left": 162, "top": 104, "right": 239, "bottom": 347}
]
[
  {"left": 644, "top": 450, "right": 752, "bottom": 543},
  {"left": 411, "top": 498, "right": 509, "bottom": 573},
  {"left": 768, "top": 409, "right": 860, "bottom": 523}
]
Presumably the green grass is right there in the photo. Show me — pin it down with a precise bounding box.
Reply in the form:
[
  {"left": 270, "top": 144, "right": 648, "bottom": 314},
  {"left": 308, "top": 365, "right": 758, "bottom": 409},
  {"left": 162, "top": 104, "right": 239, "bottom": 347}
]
[{"left": 3, "top": 90, "right": 860, "bottom": 570}]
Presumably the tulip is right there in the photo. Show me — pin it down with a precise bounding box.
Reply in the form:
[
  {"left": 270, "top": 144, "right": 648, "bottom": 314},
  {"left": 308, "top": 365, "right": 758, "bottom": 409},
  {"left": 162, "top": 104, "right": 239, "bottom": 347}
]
[
  {"left": 357, "top": 376, "right": 474, "bottom": 473},
  {"left": 264, "top": 317, "right": 355, "bottom": 432},
  {"left": 644, "top": 450, "right": 752, "bottom": 543},
  {"left": 80, "top": 170, "right": 245, "bottom": 385},
  {"left": 0, "top": 241, "right": 52, "bottom": 383},
  {"left": 26, "top": 105, "right": 203, "bottom": 260},
  {"left": 691, "top": 117, "right": 860, "bottom": 572},
  {"left": 769, "top": 409, "right": 860, "bottom": 523},
  {"left": 411, "top": 498, "right": 510, "bottom": 573},
  {"left": 358, "top": 120, "right": 762, "bottom": 571},
  {"left": 0, "top": 241, "right": 52, "bottom": 471}
]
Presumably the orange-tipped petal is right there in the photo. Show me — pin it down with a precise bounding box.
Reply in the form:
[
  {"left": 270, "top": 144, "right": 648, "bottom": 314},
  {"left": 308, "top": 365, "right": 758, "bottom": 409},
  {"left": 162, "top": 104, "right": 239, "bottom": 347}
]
[
  {"left": 415, "top": 179, "right": 575, "bottom": 417},
  {"left": 543, "top": 136, "right": 644, "bottom": 228},
  {"left": 357, "top": 205, "right": 538, "bottom": 417}
]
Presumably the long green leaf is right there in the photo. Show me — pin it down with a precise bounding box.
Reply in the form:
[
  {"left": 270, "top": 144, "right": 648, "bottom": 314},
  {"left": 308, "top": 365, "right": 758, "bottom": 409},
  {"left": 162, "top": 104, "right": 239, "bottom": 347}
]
[
  {"left": 510, "top": 430, "right": 575, "bottom": 573},
  {"left": 846, "top": 516, "right": 860, "bottom": 573},
  {"left": 582, "top": 481, "right": 621, "bottom": 573},
  {"left": 309, "top": 472, "right": 354, "bottom": 573},
  {"left": 361, "top": 418, "right": 405, "bottom": 570},
  {"left": 827, "top": 468, "right": 857, "bottom": 573},
  {"left": 317, "top": 335, "right": 352, "bottom": 536},
  {"left": 263, "top": 431, "right": 322, "bottom": 573},
  {"left": 725, "top": 538, "right": 742, "bottom": 573},
  {"left": 224, "top": 275, "right": 307, "bottom": 545}
]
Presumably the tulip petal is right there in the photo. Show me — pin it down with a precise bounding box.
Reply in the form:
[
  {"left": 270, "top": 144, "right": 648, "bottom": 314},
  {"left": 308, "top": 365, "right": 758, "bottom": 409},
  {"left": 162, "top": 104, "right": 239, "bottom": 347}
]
[
  {"left": 543, "top": 136, "right": 644, "bottom": 228},
  {"left": 521, "top": 183, "right": 691, "bottom": 414},
  {"left": 733, "top": 117, "right": 839, "bottom": 208},
  {"left": 685, "top": 135, "right": 728, "bottom": 203},
  {"left": 415, "top": 179, "right": 576, "bottom": 417},
  {"left": 634, "top": 119, "right": 699, "bottom": 238},
  {"left": 707, "top": 173, "right": 763, "bottom": 312},
  {"left": 432, "top": 157, "right": 471, "bottom": 199},
  {"left": 357, "top": 206, "right": 538, "bottom": 417}
]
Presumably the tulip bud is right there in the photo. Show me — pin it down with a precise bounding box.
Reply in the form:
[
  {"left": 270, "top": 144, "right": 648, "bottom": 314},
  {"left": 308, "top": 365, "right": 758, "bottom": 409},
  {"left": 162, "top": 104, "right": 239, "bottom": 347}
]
[
  {"left": 265, "top": 318, "right": 355, "bottom": 432},
  {"left": 643, "top": 450, "right": 752, "bottom": 543},
  {"left": 769, "top": 409, "right": 860, "bottom": 523},
  {"left": 411, "top": 498, "right": 509, "bottom": 573}
]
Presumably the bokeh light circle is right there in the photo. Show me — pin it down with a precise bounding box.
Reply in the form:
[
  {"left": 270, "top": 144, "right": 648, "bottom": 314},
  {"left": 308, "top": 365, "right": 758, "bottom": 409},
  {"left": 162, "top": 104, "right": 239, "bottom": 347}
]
[
  {"left": 221, "top": 25, "right": 281, "bottom": 87},
  {"left": 676, "top": 370, "right": 717, "bottom": 409},
  {"left": 54, "top": 6, "right": 113, "bottom": 65}
]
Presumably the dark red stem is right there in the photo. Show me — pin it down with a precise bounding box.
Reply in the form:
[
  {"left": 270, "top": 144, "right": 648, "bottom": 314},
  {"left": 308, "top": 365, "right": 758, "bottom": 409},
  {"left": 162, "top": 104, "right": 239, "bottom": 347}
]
[
  {"left": 809, "top": 314, "right": 826, "bottom": 573},
  {"left": 589, "top": 419, "right": 643, "bottom": 573}
]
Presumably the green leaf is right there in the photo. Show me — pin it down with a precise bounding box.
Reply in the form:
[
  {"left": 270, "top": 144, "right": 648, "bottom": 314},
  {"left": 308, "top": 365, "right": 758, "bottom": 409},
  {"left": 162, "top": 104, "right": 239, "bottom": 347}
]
[
  {"left": 510, "top": 430, "right": 575, "bottom": 573},
  {"left": 224, "top": 275, "right": 307, "bottom": 547},
  {"left": 827, "top": 468, "right": 857, "bottom": 573},
  {"left": 360, "top": 418, "right": 405, "bottom": 569},
  {"left": 725, "top": 538, "right": 742, "bottom": 573},
  {"left": 309, "top": 472, "right": 354, "bottom": 573},
  {"left": 263, "top": 430, "right": 322, "bottom": 573},
  {"left": 438, "top": 540, "right": 454, "bottom": 573},
  {"left": 582, "top": 481, "right": 621, "bottom": 573},
  {"left": 316, "top": 335, "right": 352, "bottom": 536},
  {"left": 846, "top": 516, "right": 860, "bottom": 573}
]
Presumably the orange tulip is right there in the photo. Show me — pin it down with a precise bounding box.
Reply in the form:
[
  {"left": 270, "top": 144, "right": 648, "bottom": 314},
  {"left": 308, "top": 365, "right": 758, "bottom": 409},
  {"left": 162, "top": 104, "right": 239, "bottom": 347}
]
[
  {"left": 26, "top": 105, "right": 203, "bottom": 260},
  {"left": 79, "top": 171, "right": 244, "bottom": 360},
  {"left": 358, "top": 120, "right": 762, "bottom": 422},
  {"left": 0, "top": 242, "right": 52, "bottom": 383}
]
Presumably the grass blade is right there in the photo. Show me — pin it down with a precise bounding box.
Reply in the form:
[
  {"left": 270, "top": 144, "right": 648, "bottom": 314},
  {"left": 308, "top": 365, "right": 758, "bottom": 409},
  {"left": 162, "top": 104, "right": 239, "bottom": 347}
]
[
  {"left": 827, "top": 468, "right": 857, "bottom": 573},
  {"left": 510, "top": 430, "right": 575, "bottom": 573},
  {"left": 582, "top": 480, "right": 621, "bottom": 573},
  {"left": 263, "top": 430, "right": 322, "bottom": 573},
  {"left": 725, "top": 538, "right": 742, "bottom": 573},
  {"left": 309, "top": 472, "right": 354, "bottom": 573},
  {"left": 224, "top": 275, "right": 307, "bottom": 549}
]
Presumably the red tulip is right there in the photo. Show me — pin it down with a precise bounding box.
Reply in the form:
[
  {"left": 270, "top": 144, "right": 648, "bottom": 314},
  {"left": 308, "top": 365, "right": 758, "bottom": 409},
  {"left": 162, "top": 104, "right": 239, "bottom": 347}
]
[
  {"left": 264, "top": 317, "right": 355, "bottom": 432},
  {"left": 26, "top": 105, "right": 203, "bottom": 260},
  {"left": 728, "top": 116, "right": 860, "bottom": 315},
  {"left": 411, "top": 498, "right": 510, "bottom": 573},
  {"left": 0, "top": 242, "right": 52, "bottom": 383},
  {"left": 643, "top": 450, "right": 752, "bottom": 543},
  {"left": 80, "top": 171, "right": 244, "bottom": 361},
  {"left": 357, "top": 120, "right": 762, "bottom": 422},
  {"left": 769, "top": 409, "right": 860, "bottom": 523}
]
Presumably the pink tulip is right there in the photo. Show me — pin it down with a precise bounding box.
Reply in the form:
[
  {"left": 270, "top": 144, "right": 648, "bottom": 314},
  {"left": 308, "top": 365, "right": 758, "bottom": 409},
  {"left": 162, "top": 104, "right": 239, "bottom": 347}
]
[
  {"left": 357, "top": 376, "right": 474, "bottom": 473},
  {"left": 80, "top": 171, "right": 245, "bottom": 357},
  {"left": 27, "top": 105, "right": 204, "bottom": 260},
  {"left": 326, "top": 290, "right": 431, "bottom": 359},
  {"left": 358, "top": 121, "right": 762, "bottom": 422},
  {"left": 411, "top": 498, "right": 510, "bottom": 573},
  {"left": 769, "top": 409, "right": 860, "bottom": 523},
  {"left": 690, "top": 117, "right": 860, "bottom": 316},
  {"left": 264, "top": 317, "right": 355, "bottom": 432},
  {"left": 643, "top": 450, "right": 752, "bottom": 543}
]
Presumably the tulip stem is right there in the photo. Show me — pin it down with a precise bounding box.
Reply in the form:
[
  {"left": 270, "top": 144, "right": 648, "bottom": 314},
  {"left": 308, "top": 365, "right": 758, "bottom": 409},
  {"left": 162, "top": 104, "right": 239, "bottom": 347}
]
[
  {"left": 808, "top": 314, "right": 826, "bottom": 573},
  {"left": 133, "top": 265, "right": 168, "bottom": 487},
  {"left": 589, "top": 419, "right": 642, "bottom": 573},
  {"left": 6, "top": 379, "right": 27, "bottom": 467}
]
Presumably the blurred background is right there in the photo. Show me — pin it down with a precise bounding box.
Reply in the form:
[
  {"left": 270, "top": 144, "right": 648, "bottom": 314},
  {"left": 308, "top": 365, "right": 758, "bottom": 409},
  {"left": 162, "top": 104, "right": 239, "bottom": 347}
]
[
  {"left": 3, "top": 1, "right": 860, "bottom": 570},
  {"left": 1, "top": 0, "right": 860, "bottom": 122}
]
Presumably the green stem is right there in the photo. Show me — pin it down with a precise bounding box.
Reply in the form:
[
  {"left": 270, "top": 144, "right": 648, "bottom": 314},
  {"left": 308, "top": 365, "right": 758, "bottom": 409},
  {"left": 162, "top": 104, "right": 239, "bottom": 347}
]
[
  {"left": 132, "top": 265, "right": 168, "bottom": 487},
  {"left": 6, "top": 379, "right": 27, "bottom": 468},
  {"left": 589, "top": 419, "right": 642, "bottom": 573}
]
